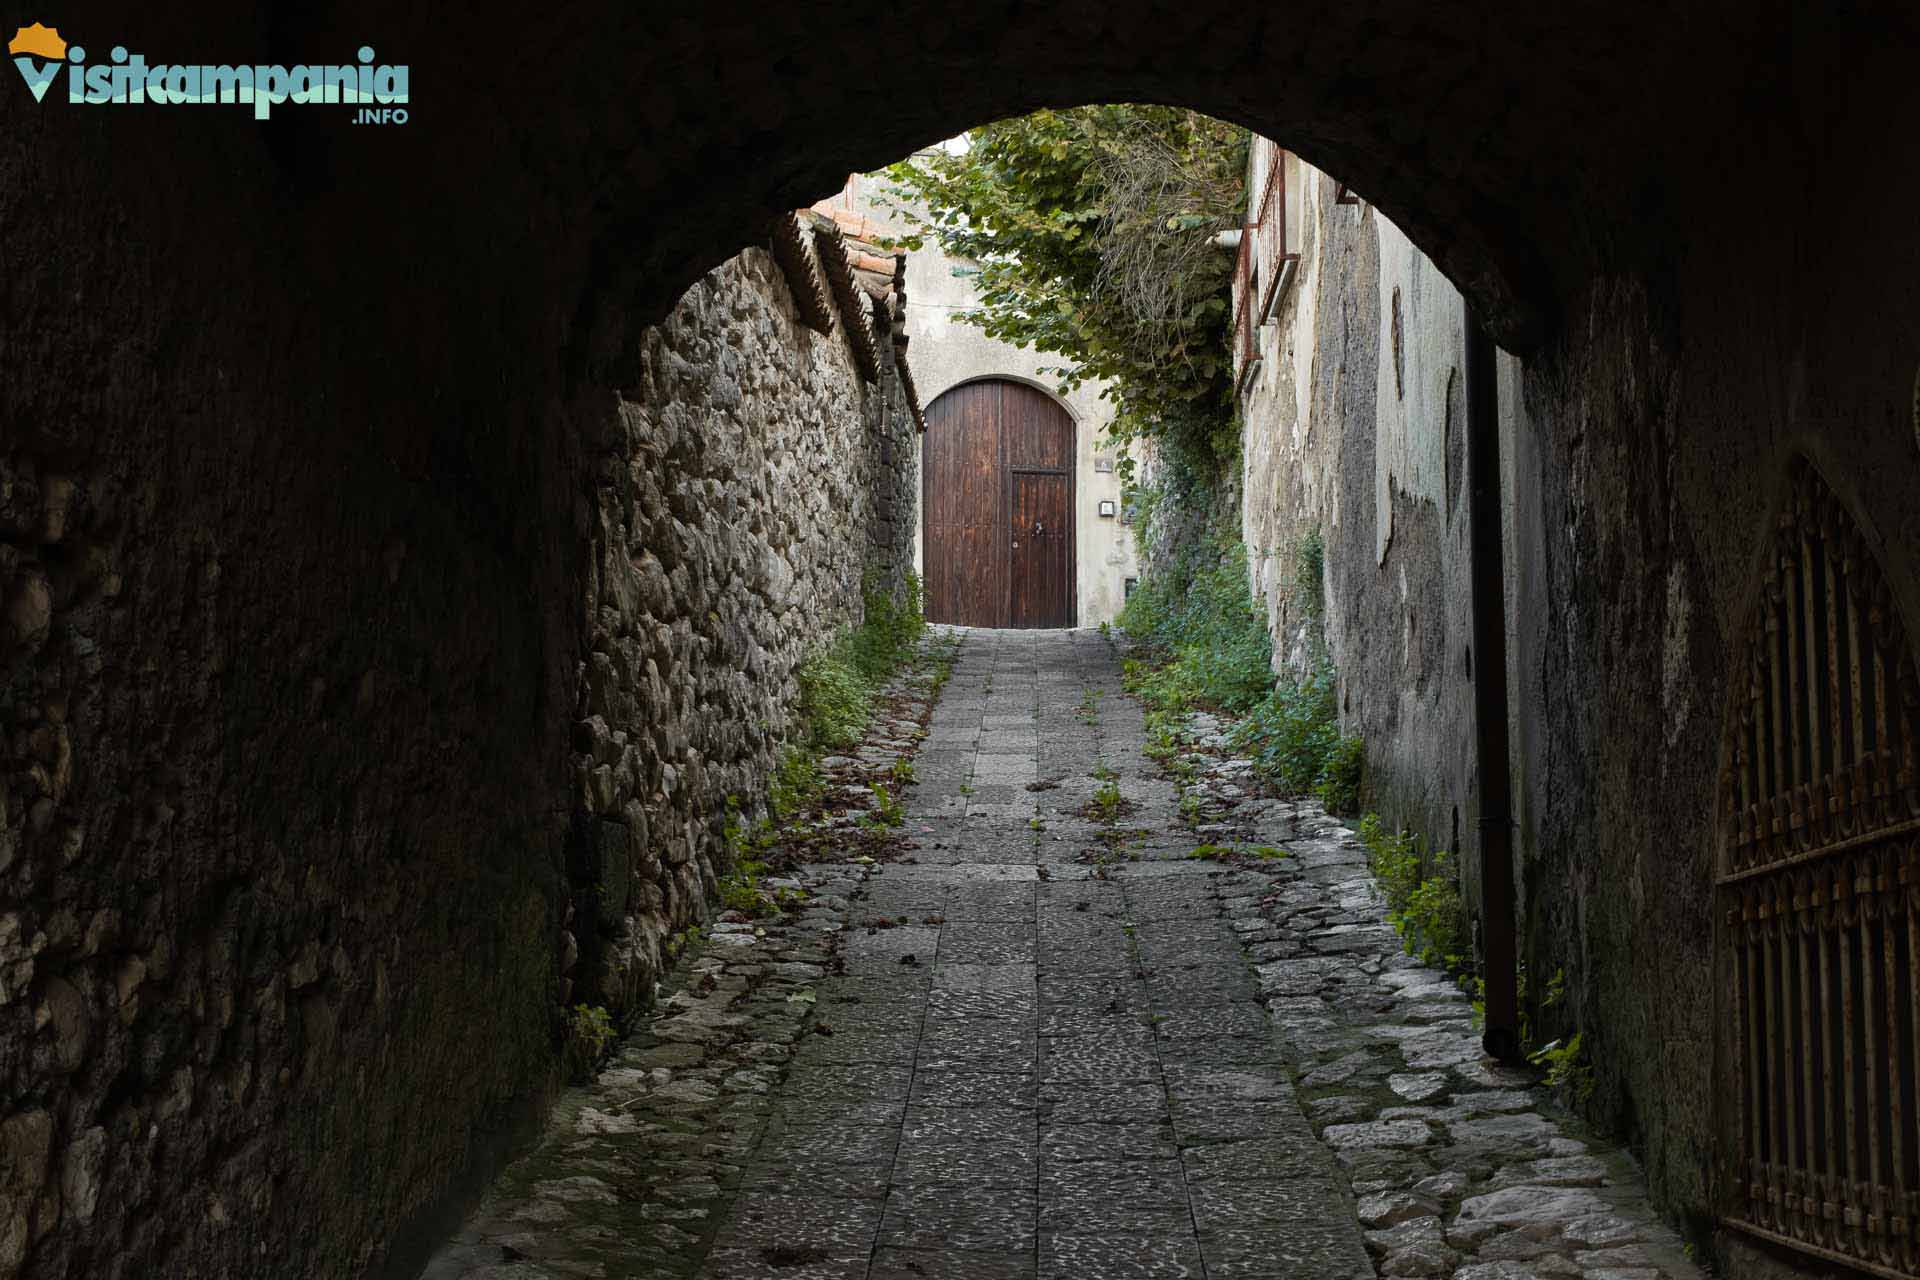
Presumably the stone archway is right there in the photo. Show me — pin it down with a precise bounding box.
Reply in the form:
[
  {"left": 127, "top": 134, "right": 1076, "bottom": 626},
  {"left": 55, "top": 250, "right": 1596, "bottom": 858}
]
[{"left": 5, "top": 5, "right": 1920, "bottom": 1278}]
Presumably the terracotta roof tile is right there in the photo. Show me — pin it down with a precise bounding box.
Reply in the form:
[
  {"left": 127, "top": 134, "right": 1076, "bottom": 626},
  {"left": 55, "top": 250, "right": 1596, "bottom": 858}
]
[
  {"left": 809, "top": 217, "right": 881, "bottom": 383},
  {"left": 768, "top": 212, "right": 834, "bottom": 334}
]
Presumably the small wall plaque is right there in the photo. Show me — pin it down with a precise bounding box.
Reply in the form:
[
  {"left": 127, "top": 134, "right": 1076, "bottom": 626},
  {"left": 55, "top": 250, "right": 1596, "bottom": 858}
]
[{"left": 1097, "top": 499, "right": 1117, "bottom": 518}]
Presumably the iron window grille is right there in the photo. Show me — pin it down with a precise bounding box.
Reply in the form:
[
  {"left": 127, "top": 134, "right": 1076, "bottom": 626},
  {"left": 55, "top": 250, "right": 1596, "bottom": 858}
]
[{"left": 1718, "top": 458, "right": 1920, "bottom": 1279}]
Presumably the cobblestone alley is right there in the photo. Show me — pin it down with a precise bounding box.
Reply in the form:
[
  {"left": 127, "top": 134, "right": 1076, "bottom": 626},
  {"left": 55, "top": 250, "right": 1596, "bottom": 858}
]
[{"left": 426, "top": 631, "right": 1707, "bottom": 1280}]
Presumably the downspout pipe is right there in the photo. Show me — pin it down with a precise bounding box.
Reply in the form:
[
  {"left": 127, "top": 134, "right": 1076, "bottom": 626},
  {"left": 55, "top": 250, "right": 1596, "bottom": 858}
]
[{"left": 1466, "top": 307, "right": 1522, "bottom": 1065}]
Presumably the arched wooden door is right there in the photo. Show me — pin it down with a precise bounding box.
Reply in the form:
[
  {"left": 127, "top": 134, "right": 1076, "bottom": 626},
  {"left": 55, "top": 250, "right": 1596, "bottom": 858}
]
[{"left": 922, "top": 380, "right": 1076, "bottom": 627}]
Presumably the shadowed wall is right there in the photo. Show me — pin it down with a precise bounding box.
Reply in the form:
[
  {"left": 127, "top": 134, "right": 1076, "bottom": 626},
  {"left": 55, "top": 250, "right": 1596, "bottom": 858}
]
[{"left": 1, "top": 3, "right": 1916, "bottom": 1275}]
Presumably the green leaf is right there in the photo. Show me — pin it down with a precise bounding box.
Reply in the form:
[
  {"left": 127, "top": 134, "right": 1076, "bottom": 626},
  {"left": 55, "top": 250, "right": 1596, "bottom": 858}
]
[{"left": 877, "top": 107, "right": 1246, "bottom": 462}]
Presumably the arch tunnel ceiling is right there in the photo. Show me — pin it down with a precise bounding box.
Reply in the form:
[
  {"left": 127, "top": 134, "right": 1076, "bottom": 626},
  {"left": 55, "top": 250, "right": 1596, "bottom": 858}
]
[
  {"left": 575, "top": 0, "right": 1777, "bottom": 362},
  {"left": 12, "top": 0, "right": 1907, "bottom": 414}
]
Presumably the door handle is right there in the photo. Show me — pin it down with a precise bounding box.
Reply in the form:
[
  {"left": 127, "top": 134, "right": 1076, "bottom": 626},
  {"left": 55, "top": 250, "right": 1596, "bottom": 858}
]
[{"left": 1032, "top": 522, "right": 1045, "bottom": 537}]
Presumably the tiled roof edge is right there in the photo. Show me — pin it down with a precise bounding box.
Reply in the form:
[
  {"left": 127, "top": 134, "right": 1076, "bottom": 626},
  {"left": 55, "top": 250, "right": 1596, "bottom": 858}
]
[{"left": 769, "top": 211, "right": 835, "bottom": 334}]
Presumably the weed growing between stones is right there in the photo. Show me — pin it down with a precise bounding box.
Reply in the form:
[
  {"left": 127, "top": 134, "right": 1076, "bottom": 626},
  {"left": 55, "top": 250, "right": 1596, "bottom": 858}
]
[
  {"left": 1531, "top": 1031, "right": 1597, "bottom": 1106},
  {"left": 1118, "top": 537, "right": 1361, "bottom": 810},
  {"left": 1484, "top": 965, "right": 1598, "bottom": 1106},
  {"left": 1078, "top": 766, "right": 1135, "bottom": 827},
  {"left": 795, "top": 647, "right": 873, "bottom": 750},
  {"left": 564, "top": 1004, "right": 616, "bottom": 1082},
  {"left": 719, "top": 573, "right": 940, "bottom": 872},
  {"left": 1354, "top": 809, "right": 1602, "bottom": 1106},
  {"left": 733, "top": 626, "right": 960, "bottom": 876},
  {"left": 716, "top": 858, "right": 806, "bottom": 919},
  {"left": 1118, "top": 537, "right": 1275, "bottom": 714},
  {"left": 863, "top": 782, "right": 904, "bottom": 828},
  {"left": 1357, "top": 813, "right": 1470, "bottom": 974},
  {"left": 767, "top": 749, "right": 823, "bottom": 819},
  {"left": 924, "top": 638, "right": 957, "bottom": 700},
  {"left": 1183, "top": 840, "right": 1288, "bottom": 866},
  {"left": 1228, "top": 660, "right": 1362, "bottom": 813},
  {"left": 851, "top": 569, "right": 927, "bottom": 677},
  {"left": 796, "top": 570, "right": 928, "bottom": 750},
  {"left": 662, "top": 924, "right": 705, "bottom": 962},
  {"left": 1142, "top": 714, "right": 1178, "bottom": 766}
]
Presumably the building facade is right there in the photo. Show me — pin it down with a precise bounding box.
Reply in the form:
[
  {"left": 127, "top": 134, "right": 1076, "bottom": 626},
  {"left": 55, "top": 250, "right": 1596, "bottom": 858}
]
[
  {"left": 817, "top": 171, "right": 1140, "bottom": 628},
  {"left": 1231, "top": 132, "right": 1920, "bottom": 1278}
]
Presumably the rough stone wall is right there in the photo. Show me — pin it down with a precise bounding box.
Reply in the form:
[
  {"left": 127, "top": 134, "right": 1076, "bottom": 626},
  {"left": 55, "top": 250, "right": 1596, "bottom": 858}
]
[
  {"left": 0, "top": 303, "right": 579, "bottom": 1280},
  {"left": 1237, "top": 131, "right": 1920, "bottom": 1267},
  {"left": 0, "top": 203, "right": 913, "bottom": 1280},
  {"left": 1241, "top": 147, "right": 1479, "bottom": 857},
  {"left": 2, "top": 5, "right": 1915, "bottom": 1278},
  {"left": 568, "top": 248, "right": 918, "bottom": 1021}
]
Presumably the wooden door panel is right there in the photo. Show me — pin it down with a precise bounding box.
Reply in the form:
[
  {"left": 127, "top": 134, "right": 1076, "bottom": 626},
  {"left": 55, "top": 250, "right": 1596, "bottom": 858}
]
[
  {"left": 936, "top": 525, "right": 999, "bottom": 626},
  {"left": 1002, "top": 383, "right": 1073, "bottom": 469},
  {"left": 923, "top": 381, "right": 1002, "bottom": 625},
  {"left": 1010, "top": 472, "right": 1071, "bottom": 627},
  {"left": 927, "top": 382, "right": 998, "bottom": 528},
  {"left": 925, "top": 379, "right": 1073, "bottom": 628}
]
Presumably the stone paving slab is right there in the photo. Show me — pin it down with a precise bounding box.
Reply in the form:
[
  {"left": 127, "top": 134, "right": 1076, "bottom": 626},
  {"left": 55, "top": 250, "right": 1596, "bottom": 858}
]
[
  {"left": 421, "top": 627, "right": 1707, "bottom": 1280},
  {"left": 1146, "top": 701, "right": 1710, "bottom": 1280}
]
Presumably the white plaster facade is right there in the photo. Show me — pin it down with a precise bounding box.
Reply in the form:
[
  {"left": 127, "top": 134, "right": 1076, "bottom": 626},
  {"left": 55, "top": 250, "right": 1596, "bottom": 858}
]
[
  {"left": 1232, "top": 135, "right": 1534, "bottom": 894},
  {"left": 825, "top": 170, "right": 1140, "bottom": 627}
]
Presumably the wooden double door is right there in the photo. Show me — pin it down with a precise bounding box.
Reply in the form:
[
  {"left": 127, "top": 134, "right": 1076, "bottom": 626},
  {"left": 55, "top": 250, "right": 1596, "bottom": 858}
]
[{"left": 923, "top": 380, "right": 1076, "bottom": 628}]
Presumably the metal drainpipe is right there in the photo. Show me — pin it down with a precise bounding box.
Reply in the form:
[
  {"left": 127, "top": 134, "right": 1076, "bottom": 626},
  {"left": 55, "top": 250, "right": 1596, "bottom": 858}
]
[{"left": 1466, "top": 307, "right": 1522, "bottom": 1065}]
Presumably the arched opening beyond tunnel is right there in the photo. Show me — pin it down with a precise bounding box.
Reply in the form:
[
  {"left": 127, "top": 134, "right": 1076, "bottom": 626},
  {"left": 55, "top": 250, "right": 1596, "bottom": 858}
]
[{"left": 5, "top": 5, "right": 1919, "bottom": 1280}]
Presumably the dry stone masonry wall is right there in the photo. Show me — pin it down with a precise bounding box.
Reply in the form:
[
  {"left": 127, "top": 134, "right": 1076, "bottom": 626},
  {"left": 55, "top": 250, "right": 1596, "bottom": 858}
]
[
  {"left": 567, "top": 247, "right": 919, "bottom": 1030},
  {"left": 3, "top": 6, "right": 1917, "bottom": 1279},
  {"left": 0, "top": 238, "right": 918, "bottom": 1280}
]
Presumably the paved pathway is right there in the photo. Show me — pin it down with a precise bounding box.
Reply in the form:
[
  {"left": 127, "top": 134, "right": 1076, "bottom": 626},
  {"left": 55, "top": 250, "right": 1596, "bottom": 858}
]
[
  {"left": 714, "top": 628, "right": 1373, "bottom": 1280},
  {"left": 424, "top": 629, "right": 1704, "bottom": 1280}
]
